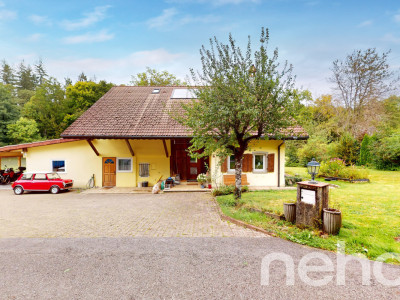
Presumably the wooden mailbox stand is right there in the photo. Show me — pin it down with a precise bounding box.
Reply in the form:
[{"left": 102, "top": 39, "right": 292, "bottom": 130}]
[{"left": 296, "top": 181, "right": 329, "bottom": 229}]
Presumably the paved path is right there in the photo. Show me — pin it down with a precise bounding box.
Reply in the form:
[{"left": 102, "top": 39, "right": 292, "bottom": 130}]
[
  {"left": 0, "top": 191, "right": 264, "bottom": 238},
  {"left": 1, "top": 237, "right": 399, "bottom": 299}
]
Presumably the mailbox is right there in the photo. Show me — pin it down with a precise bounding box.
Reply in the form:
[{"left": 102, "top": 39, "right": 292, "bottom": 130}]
[{"left": 296, "top": 181, "right": 329, "bottom": 229}]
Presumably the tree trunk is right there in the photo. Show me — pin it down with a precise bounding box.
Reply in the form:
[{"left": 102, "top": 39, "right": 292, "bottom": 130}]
[{"left": 234, "top": 153, "right": 243, "bottom": 202}]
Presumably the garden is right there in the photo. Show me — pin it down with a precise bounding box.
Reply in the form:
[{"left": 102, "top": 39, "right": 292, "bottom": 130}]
[{"left": 216, "top": 166, "right": 400, "bottom": 263}]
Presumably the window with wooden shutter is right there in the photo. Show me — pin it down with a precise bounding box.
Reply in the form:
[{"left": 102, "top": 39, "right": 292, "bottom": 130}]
[
  {"left": 242, "top": 154, "right": 253, "bottom": 172},
  {"left": 267, "top": 153, "right": 275, "bottom": 172}
]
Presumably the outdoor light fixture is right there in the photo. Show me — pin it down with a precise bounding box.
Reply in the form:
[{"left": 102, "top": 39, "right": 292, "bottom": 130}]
[{"left": 307, "top": 158, "right": 320, "bottom": 184}]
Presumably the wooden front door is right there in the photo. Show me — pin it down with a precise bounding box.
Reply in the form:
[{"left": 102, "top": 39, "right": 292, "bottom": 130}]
[
  {"left": 102, "top": 157, "right": 116, "bottom": 187},
  {"left": 170, "top": 139, "right": 209, "bottom": 181}
]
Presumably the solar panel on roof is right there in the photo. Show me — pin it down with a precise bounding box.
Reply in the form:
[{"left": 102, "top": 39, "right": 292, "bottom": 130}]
[{"left": 170, "top": 88, "right": 197, "bottom": 99}]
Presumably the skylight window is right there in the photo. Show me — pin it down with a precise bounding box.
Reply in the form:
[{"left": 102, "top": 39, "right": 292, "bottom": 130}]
[
  {"left": 152, "top": 88, "right": 160, "bottom": 94},
  {"left": 170, "top": 88, "right": 197, "bottom": 99}
]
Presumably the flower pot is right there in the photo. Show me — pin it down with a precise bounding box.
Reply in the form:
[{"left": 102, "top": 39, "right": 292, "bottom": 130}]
[
  {"left": 283, "top": 202, "right": 296, "bottom": 223},
  {"left": 200, "top": 184, "right": 205, "bottom": 189},
  {"left": 208, "top": 184, "right": 212, "bottom": 189},
  {"left": 323, "top": 208, "right": 342, "bottom": 235}
]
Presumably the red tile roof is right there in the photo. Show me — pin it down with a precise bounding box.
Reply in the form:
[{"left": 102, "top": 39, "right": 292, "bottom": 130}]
[
  {"left": 60, "top": 86, "right": 308, "bottom": 139},
  {"left": 0, "top": 138, "right": 80, "bottom": 152}
]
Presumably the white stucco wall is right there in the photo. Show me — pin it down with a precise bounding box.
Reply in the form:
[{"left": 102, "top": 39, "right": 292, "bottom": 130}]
[{"left": 210, "top": 140, "right": 285, "bottom": 187}]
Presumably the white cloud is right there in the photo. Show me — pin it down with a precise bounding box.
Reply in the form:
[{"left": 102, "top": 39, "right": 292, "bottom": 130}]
[
  {"left": 26, "top": 33, "right": 45, "bottom": 42},
  {"left": 29, "top": 14, "right": 52, "bottom": 26},
  {"left": 382, "top": 33, "right": 400, "bottom": 44},
  {"left": 0, "top": 9, "right": 16, "bottom": 21},
  {"left": 357, "top": 20, "right": 373, "bottom": 27},
  {"left": 62, "top": 30, "right": 114, "bottom": 44},
  {"left": 61, "top": 5, "right": 111, "bottom": 31},
  {"left": 147, "top": 8, "right": 219, "bottom": 30},
  {"left": 45, "top": 49, "right": 191, "bottom": 84},
  {"left": 147, "top": 8, "right": 178, "bottom": 29}
]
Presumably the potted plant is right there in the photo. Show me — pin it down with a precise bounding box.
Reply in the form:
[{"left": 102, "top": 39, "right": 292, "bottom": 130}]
[
  {"left": 206, "top": 172, "right": 212, "bottom": 189},
  {"left": 197, "top": 173, "right": 207, "bottom": 188},
  {"left": 323, "top": 208, "right": 342, "bottom": 235},
  {"left": 283, "top": 201, "right": 296, "bottom": 223}
]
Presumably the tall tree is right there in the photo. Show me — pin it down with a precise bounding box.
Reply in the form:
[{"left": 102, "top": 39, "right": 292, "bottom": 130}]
[
  {"left": 1, "top": 60, "right": 15, "bottom": 85},
  {"left": 34, "top": 58, "right": 48, "bottom": 86},
  {"left": 77, "top": 72, "right": 88, "bottom": 82},
  {"left": 176, "top": 28, "right": 296, "bottom": 201},
  {"left": 16, "top": 61, "right": 37, "bottom": 90},
  {"left": 0, "top": 83, "right": 20, "bottom": 145},
  {"left": 23, "top": 78, "right": 67, "bottom": 139},
  {"left": 7, "top": 117, "right": 41, "bottom": 144},
  {"left": 64, "top": 80, "right": 113, "bottom": 126},
  {"left": 131, "top": 67, "right": 185, "bottom": 86},
  {"left": 330, "top": 48, "right": 398, "bottom": 115}
]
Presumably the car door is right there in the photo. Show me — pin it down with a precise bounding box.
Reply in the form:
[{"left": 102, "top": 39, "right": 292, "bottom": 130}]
[{"left": 32, "top": 173, "right": 51, "bottom": 191}]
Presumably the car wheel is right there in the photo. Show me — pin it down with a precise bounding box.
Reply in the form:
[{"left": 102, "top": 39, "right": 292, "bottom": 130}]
[
  {"left": 13, "top": 186, "right": 24, "bottom": 195},
  {"left": 50, "top": 185, "right": 60, "bottom": 194}
]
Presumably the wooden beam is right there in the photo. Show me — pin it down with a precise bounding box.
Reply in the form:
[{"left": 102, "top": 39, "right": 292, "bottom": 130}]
[
  {"left": 125, "top": 139, "right": 135, "bottom": 156},
  {"left": 18, "top": 156, "right": 21, "bottom": 167},
  {"left": 162, "top": 140, "right": 169, "bottom": 158},
  {"left": 87, "top": 139, "right": 100, "bottom": 156}
]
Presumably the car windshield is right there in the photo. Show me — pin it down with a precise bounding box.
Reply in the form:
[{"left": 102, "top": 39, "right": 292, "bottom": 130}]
[{"left": 47, "top": 173, "right": 61, "bottom": 179}]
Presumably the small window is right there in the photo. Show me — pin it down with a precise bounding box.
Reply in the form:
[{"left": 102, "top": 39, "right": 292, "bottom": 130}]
[
  {"left": 21, "top": 174, "right": 33, "bottom": 180},
  {"left": 139, "top": 163, "right": 150, "bottom": 177},
  {"left": 117, "top": 158, "right": 132, "bottom": 172},
  {"left": 228, "top": 155, "right": 235, "bottom": 171},
  {"left": 52, "top": 160, "right": 65, "bottom": 172},
  {"left": 34, "top": 174, "right": 47, "bottom": 180},
  {"left": 152, "top": 88, "right": 160, "bottom": 94},
  {"left": 253, "top": 153, "right": 267, "bottom": 172},
  {"left": 190, "top": 157, "right": 197, "bottom": 163}
]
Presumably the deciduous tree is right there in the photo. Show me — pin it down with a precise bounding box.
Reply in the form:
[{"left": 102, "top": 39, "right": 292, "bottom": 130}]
[
  {"left": 131, "top": 67, "right": 185, "bottom": 86},
  {"left": 176, "top": 28, "right": 296, "bottom": 201}
]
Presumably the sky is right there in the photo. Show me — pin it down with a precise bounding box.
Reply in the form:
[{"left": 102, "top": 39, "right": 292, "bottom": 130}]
[{"left": 0, "top": 0, "right": 399, "bottom": 97}]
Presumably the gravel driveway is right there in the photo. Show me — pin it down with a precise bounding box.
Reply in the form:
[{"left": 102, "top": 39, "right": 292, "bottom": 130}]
[{"left": 0, "top": 191, "right": 265, "bottom": 238}]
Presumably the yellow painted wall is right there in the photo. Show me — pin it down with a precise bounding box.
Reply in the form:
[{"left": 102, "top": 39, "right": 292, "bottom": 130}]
[
  {"left": 210, "top": 140, "right": 285, "bottom": 187},
  {"left": 26, "top": 139, "right": 171, "bottom": 188}
]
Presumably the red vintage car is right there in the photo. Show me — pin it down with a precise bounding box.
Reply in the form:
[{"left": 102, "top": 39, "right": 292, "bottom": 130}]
[{"left": 11, "top": 173, "right": 73, "bottom": 195}]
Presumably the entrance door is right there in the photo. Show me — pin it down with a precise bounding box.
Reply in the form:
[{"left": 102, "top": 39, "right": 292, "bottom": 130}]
[
  {"left": 102, "top": 157, "right": 116, "bottom": 187},
  {"left": 188, "top": 156, "right": 201, "bottom": 180}
]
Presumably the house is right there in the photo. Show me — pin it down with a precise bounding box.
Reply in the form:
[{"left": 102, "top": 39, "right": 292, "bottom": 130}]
[{"left": 0, "top": 86, "right": 308, "bottom": 188}]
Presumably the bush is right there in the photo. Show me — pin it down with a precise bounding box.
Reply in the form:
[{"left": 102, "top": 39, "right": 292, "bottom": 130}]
[
  {"left": 212, "top": 185, "right": 249, "bottom": 196},
  {"left": 319, "top": 158, "right": 346, "bottom": 177},
  {"left": 336, "top": 132, "right": 360, "bottom": 165},
  {"left": 319, "top": 158, "right": 369, "bottom": 179},
  {"left": 285, "top": 140, "right": 306, "bottom": 166},
  {"left": 297, "top": 138, "right": 330, "bottom": 166},
  {"left": 359, "top": 134, "right": 373, "bottom": 166},
  {"left": 285, "top": 175, "right": 303, "bottom": 186},
  {"left": 371, "top": 130, "right": 400, "bottom": 170}
]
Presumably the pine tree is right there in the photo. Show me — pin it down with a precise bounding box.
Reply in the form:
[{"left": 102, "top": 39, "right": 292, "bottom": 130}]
[{"left": 1, "top": 60, "right": 15, "bottom": 85}]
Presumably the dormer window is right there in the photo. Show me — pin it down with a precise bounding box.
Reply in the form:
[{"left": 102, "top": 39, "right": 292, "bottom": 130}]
[{"left": 152, "top": 89, "right": 160, "bottom": 94}]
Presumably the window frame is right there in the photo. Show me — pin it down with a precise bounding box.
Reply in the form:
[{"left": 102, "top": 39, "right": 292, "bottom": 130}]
[
  {"left": 227, "top": 155, "right": 236, "bottom": 172},
  {"left": 252, "top": 152, "right": 267, "bottom": 173},
  {"left": 138, "top": 162, "right": 150, "bottom": 177},
  {"left": 51, "top": 159, "right": 66, "bottom": 173},
  {"left": 117, "top": 157, "right": 133, "bottom": 173}
]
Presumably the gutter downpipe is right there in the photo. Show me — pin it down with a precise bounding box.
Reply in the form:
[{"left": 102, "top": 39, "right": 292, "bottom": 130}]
[{"left": 277, "top": 141, "right": 285, "bottom": 187}]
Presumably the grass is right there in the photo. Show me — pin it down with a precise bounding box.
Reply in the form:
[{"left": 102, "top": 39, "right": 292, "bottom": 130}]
[{"left": 217, "top": 167, "right": 400, "bottom": 262}]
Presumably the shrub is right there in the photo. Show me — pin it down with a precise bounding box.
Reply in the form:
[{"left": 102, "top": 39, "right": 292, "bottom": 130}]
[
  {"left": 297, "top": 138, "right": 329, "bottom": 166},
  {"left": 319, "top": 158, "right": 369, "bottom": 180},
  {"left": 212, "top": 185, "right": 249, "bottom": 196},
  {"left": 371, "top": 130, "right": 400, "bottom": 170},
  {"left": 359, "top": 134, "right": 373, "bottom": 166},
  {"left": 285, "top": 175, "right": 303, "bottom": 186},
  {"left": 319, "top": 158, "right": 346, "bottom": 177},
  {"left": 336, "top": 132, "right": 360, "bottom": 165},
  {"left": 338, "top": 165, "right": 369, "bottom": 180}
]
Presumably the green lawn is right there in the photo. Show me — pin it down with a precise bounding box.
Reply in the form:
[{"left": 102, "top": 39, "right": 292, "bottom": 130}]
[{"left": 217, "top": 167, "right": 400, "bottom": 262}]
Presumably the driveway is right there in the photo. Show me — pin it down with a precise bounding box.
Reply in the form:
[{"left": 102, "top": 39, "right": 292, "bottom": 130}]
[{"left": 0, "top": 191, "right": 265, "bottom": 238}]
